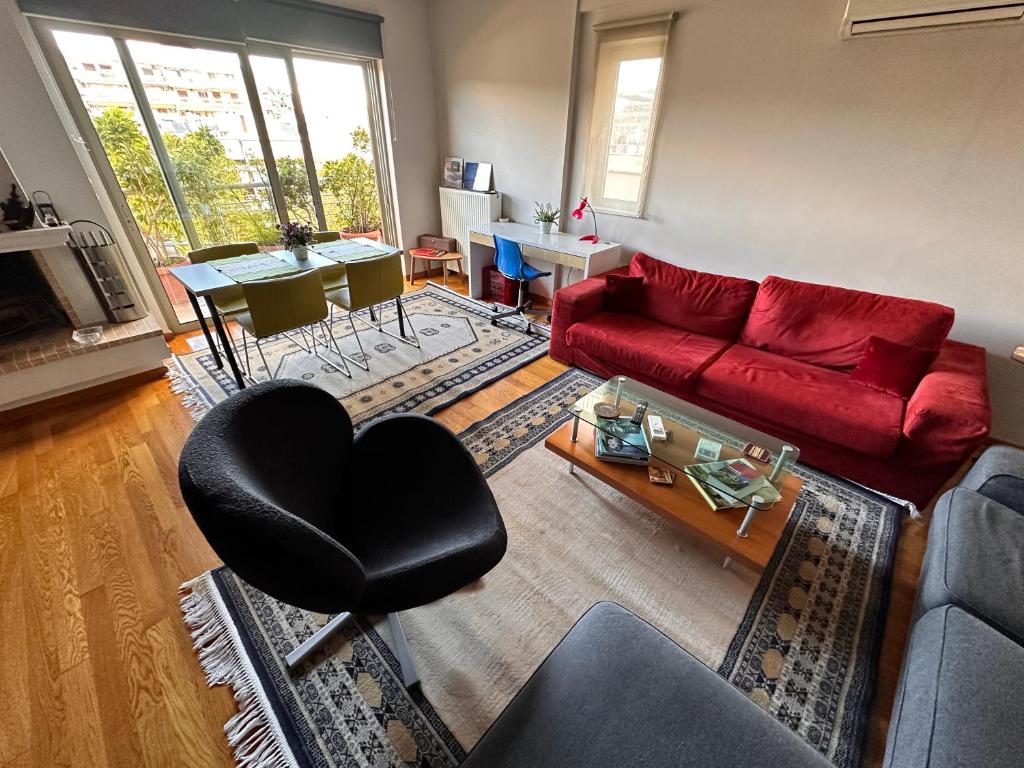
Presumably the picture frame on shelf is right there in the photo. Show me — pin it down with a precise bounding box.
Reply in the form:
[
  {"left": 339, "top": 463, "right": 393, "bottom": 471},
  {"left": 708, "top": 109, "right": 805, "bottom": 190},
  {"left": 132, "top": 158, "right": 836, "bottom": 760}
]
[{"left": 443, "top": 157, "right": 464, "bottom": 188}]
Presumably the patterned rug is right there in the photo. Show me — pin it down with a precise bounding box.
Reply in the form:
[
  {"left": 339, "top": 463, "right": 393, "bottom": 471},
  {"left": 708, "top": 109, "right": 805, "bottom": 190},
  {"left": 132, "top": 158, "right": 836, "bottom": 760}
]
[
  {"left": 181, "top": 369, "right": 899, "bottom": 768},
  {"left": 169, "top": 283, "right": 548, "bottom": 423}
]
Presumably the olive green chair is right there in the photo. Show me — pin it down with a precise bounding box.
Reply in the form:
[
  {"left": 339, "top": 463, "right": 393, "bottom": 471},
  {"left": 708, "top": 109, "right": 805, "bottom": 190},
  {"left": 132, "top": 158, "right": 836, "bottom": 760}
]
[
  {"left": 237, "top": 270, "right": 351, "bottom": 381},
  {"left": 324, "top": 252, "right": 418, "bottom": 372},
  {"left": 310, "top": 230, "right": 347, "bottom": 292},
  {"left": 187, "top": 242, "right": 259, "bottom": 319}
]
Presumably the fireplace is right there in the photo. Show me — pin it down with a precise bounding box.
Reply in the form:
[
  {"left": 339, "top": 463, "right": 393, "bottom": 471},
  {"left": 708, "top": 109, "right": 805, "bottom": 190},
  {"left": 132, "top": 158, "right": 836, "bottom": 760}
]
[{"left": 0, "top": 249, "right": 71, "bottom": 342}]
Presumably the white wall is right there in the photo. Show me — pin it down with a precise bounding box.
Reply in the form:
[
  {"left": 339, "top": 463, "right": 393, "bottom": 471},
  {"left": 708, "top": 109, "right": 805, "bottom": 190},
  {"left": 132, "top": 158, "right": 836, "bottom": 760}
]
[
  {"left": 565, "top": 0, "right": 1024, "bottom": 441},
  {"left": 428, "top": 0, "right": 579, "bottom": 224}
]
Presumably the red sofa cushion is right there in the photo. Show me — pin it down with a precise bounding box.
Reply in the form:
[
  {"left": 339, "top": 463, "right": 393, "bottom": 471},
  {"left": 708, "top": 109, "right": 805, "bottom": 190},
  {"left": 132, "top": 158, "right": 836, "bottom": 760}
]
[
  {"left": 628, "top": 252, "right": 759, "bottom": 340},
  {"left": 849, "top": 336, "right": 938, "bottom": 399},
  {"left": 739, "top": 276, "right": 955, "bottom": 369},
  {"left": 567, "top": 312, "right": 731, "bottom": 392},
  {"left": 696, "top": 345, "right": 906, "bottom": 458},
  {"left": 604, "top": 274, "right": 644, "bottom": 314}
]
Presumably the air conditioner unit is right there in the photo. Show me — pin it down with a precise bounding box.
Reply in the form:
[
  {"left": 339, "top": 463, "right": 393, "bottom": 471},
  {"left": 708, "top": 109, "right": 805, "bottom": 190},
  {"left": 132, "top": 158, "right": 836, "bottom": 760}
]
[{"left": 841, "top": 0, "right": 1024, "bottom": 37}]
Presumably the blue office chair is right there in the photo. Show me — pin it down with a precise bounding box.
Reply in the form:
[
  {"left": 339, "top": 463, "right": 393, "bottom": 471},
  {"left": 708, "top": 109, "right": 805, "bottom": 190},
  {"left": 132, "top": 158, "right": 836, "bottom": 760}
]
[{"left": 491, "top": 234, "right": 551, "bottom": 333}]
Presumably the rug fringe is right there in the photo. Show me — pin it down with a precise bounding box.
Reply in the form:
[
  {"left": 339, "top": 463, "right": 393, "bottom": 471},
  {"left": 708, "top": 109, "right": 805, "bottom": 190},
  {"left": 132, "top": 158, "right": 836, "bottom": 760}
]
[
  {"left": 166, "top": 359, "right": 211, "bottom": 422},
  {"left": 180, "top": 574, "right": 299, "bottom": 768}
]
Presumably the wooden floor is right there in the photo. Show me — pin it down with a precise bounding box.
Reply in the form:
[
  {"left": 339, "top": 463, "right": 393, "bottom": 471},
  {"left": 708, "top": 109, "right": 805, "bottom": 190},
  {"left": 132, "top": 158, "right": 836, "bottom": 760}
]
[{"left": 0, "top": 273, "right": 942, "bottom": 767}]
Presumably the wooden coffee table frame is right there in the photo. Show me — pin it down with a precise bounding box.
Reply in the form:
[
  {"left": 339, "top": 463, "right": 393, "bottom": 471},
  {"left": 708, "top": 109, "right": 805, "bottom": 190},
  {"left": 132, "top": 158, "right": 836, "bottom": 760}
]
[{"left": 544, "top": 418, "right": 804, "bottom": 572}]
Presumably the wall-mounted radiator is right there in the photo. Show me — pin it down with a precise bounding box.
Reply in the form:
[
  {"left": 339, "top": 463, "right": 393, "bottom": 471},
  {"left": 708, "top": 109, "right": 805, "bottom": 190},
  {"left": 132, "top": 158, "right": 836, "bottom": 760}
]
[{"left": 439, "top": 187, "right": 501, "bottom": 257}]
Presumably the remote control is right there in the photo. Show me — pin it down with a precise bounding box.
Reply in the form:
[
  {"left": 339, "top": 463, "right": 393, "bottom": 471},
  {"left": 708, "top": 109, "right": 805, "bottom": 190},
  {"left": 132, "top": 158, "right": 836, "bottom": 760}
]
[
  {"left": 648, "top": 414, "right": 668, "bottom": 441},
  {"left": 631, "top": 401, "right": 648, "bottom": 426}
]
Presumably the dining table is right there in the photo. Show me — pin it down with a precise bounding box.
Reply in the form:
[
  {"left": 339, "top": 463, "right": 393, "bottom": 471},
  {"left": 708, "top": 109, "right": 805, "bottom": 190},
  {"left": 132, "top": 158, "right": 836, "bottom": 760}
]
[{"left": 168, "top": 238, "right": 399, "bottom": 390}]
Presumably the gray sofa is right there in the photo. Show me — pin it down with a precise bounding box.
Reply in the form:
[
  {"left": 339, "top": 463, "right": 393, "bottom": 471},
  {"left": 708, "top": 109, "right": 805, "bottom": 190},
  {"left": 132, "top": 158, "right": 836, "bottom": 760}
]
[
  {"left": 459, "top": 446, "right": 1024, "bottom": 767},
  {"left": 884, "top": 445, "right": 1024, "bottom": 767},
  {"left": 462, "top": 601, "right": 831, "bottom": 768}
]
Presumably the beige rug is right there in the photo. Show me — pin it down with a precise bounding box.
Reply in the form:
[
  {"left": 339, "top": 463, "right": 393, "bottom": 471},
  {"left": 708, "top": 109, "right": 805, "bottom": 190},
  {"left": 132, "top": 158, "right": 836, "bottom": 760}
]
[{"left": 398, "top": 440, "right": 760, "bottom": 745}]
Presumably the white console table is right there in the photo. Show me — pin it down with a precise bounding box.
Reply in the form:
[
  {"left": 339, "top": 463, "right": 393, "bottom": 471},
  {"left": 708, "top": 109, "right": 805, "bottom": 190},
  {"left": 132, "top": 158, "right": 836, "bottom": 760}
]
[{"left": 467, "top": 222, "right": 623, "bottom": 300}]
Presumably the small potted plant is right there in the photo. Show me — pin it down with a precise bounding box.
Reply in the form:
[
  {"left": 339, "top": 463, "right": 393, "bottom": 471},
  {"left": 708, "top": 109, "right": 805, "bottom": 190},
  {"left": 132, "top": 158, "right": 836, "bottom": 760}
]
[
  {"left": 278, "top": 221, "right": 314, "bottom": 260},
  {"left": 533, "top": 202, "right": 559, "bottom": 235}
]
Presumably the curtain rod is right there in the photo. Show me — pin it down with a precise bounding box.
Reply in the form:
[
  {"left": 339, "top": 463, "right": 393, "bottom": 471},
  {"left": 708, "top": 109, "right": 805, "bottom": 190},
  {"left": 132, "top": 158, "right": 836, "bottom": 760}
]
[{"left": 593, "top": 11, "right": 678, "bottom": 31}]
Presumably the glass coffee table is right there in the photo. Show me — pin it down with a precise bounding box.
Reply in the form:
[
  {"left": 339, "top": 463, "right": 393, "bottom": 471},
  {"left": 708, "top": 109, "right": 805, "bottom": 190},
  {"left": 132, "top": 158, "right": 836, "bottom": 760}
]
[{"left": 543, "top": 375, "right": 803, "bottom": 572}]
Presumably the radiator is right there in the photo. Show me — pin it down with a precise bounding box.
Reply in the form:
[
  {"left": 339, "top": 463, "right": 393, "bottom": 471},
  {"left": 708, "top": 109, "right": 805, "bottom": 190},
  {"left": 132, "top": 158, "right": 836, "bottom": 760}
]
[{"left": 439, "top": 187, "right": 501, "bottom": 256}]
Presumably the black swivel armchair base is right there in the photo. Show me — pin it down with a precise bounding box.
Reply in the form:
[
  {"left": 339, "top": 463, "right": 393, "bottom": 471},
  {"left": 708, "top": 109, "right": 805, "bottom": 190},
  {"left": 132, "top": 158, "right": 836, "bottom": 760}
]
[
  {"left": 178, "top": 380, "right": 507, "bottom": 689},
  {"left": 286, "top": 611, "right": 419, "bottom": 687}
]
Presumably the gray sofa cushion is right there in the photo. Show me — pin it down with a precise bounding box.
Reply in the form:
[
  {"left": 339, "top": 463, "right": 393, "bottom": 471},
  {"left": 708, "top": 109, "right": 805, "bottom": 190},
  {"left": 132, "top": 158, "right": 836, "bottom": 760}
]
[
  {"left": 884, "top": 606, "right": 1024, "bottom": 767},
  {"left": 461, "top": 601, "right": 831, "bottom": 768},
  {"left": 915, "top": 487, "right": 1024, "bottom": 643},
  {"left": 959, "top": 445, "right": 1024, "bottom": 513}
]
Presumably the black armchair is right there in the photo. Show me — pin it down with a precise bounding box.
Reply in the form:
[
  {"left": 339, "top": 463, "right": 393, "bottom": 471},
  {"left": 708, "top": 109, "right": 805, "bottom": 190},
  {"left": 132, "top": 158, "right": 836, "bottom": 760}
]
[{"left": 178, "top": 380, "right": 507, "bottom": 687}]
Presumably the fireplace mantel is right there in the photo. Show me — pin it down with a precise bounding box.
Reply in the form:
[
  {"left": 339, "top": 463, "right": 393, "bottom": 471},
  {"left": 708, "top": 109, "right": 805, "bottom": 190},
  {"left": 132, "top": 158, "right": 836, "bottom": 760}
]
[{"left": 0, "top": 225, "right": 71, "bottom": 255}]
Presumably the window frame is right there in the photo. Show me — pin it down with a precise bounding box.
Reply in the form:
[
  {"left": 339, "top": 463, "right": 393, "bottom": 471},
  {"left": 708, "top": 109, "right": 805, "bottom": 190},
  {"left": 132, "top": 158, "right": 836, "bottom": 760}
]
[{"left": 582, "top": 17, "right": 674, "bottom": 219}]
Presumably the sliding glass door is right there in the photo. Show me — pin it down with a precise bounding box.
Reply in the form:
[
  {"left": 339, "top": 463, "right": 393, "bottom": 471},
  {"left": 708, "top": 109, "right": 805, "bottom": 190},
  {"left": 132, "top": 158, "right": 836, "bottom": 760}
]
[
  {"left": 43, "top": 21, "right": 393, "bottom": 331},
  {"left": 292, "top": 56, "right": 383, "bottom": 238}
]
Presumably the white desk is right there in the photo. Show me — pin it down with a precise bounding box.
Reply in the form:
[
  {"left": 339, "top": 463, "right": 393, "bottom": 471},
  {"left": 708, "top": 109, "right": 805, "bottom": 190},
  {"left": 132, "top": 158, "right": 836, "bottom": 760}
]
[{"left": 467, "top": 222, "right": 623, "bottom": 300}]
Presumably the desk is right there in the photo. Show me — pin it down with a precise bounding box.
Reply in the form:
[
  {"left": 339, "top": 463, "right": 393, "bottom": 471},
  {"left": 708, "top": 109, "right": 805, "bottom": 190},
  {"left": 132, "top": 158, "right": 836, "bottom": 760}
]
[
  {"left": 169, "top": 241, "right": 398, "bottom": 390},
  {"left": 467, "top": 222, "right": 622, "bottom": 300}
]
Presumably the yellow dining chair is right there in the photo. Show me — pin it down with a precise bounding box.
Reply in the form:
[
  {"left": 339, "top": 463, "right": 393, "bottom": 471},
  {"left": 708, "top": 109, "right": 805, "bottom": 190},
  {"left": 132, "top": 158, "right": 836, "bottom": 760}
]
[
  {"left": 310, "top": 231, "right": 347, "bottom": 292},
  {"left": 236, "top": 270, "right": 351, "bottom": 381},
  {"left": 324, "top": 252, "right": 418, "bottom": 372},
  {"left": 187, "top": 242, "right": 259, "bottom": 320}
]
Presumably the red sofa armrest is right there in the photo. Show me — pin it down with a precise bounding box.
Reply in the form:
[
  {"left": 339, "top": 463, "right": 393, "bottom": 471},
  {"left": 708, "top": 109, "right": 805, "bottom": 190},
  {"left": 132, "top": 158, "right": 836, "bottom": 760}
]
[
  {"left": 550, "top": 276, "right": 611, "bottom": 363},
  {"left": 902, "top": 340, "right": 990, "bottom": 463}
]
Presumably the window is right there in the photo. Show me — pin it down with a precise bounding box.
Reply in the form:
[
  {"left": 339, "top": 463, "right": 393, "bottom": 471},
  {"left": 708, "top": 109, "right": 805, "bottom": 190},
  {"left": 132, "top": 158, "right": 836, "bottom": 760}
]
[
  {"left": 44, "top": 20, "right": 396, "bottom": 332},
  {"left": 582, "top": 16, "right": 674, "bottom": 217}
]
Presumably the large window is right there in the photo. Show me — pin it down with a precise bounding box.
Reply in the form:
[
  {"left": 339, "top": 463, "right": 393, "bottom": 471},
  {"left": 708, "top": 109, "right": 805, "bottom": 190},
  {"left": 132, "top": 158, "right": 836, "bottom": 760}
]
[
  {"left": 45, "top": 23, "right": 391, "bottom": 330},
  {"left": 583, "top": 16, "right": 674, "bottom": 218}
]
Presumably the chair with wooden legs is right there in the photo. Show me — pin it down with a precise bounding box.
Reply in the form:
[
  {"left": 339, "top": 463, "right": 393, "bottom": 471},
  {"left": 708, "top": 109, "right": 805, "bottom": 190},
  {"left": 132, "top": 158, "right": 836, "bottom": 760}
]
[
  {"left": 236, "top": 270, "right": 351, "bottom": 381},
  {"left": 323, "top": 251, "right": 418, "bottom": 372}
]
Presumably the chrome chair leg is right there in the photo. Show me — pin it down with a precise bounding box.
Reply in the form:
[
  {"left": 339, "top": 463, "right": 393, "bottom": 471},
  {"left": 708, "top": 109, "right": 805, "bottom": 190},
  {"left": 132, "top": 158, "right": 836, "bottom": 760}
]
[
  {"left": 351, "top": 298, "right": 420, "bottom": 348},
  {"left": 386, "top": 612, "right": 420, "bottom": 689},
  {"left": 285, "top": 611, "right": 352, "bottom": 669},
  {"left": 255, "top": 338, "right": 273, "bottom": 380},
  {"left": 311, "top": 320, "right": 352, "bottom": 378},
  {"left": 320, "top": 311, "right": 371, "bottom": 372}
]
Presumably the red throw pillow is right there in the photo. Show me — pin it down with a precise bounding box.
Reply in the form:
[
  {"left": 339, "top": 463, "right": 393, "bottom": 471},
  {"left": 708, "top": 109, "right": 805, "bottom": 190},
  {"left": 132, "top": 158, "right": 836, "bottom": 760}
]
[
  {"left": 849, "top": 336, "right": 938, "bottom": 399},
  {"left": 604, "top": 274, "right": 644, "bottom": 314}
]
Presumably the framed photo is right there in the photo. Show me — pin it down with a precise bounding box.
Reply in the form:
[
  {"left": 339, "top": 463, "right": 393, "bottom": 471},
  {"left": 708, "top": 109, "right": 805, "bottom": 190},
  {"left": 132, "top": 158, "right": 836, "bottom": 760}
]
[
  {"left": 443, "top": 157, "right": 464, "bottom": 188},
  {"left": 463, "top": 161, "right": 493, "bottom": 191}
]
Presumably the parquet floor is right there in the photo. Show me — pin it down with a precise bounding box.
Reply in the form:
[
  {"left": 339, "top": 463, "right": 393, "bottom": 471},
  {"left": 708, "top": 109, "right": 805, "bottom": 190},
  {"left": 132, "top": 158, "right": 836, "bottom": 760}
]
[{"left": 0, "top": 273, "right": 943, "bottom": 767}]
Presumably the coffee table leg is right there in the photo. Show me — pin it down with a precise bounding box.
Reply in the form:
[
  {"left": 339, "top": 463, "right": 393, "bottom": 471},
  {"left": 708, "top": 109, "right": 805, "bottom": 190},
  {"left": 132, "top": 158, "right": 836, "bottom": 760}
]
[
  {"left": 568, "top": 462, "right": 575, "bottom": 475},
  {"left": 736, "top": 494, "right": 765, "bottom": 538},
  {"left": 571, "top": 413, "right": 580, "bottom": 442},
  {"left": 722, "top": 556, "right": 734, "bottom": 569}
]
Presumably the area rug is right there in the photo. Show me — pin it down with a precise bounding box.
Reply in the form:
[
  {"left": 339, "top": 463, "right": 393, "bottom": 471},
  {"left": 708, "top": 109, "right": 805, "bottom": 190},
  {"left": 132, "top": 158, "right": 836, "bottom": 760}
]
[
  {"left": 169, "top": 282, "right": 548, "bottom": 423},
  {"left": 181, "top": 369, "right": 900, "bottom": 768}
]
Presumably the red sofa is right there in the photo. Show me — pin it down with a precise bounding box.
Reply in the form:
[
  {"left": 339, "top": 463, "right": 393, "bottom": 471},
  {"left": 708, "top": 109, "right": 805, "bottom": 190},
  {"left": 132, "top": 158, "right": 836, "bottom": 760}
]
[{"left": 550, "top": 252, "right": 991, "bottom": 508}]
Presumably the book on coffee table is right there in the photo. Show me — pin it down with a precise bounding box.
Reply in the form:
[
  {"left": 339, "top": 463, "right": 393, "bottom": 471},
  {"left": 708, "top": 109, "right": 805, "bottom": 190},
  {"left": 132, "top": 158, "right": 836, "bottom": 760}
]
[{"left": 594, "top": 418, "right": 650, "bottom": 465}]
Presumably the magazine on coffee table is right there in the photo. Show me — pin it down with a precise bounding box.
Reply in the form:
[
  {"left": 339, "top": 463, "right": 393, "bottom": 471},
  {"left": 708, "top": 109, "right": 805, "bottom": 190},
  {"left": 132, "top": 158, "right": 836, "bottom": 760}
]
[{"left": 684, "top": 458, "right": 781, "bottom": 510}]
